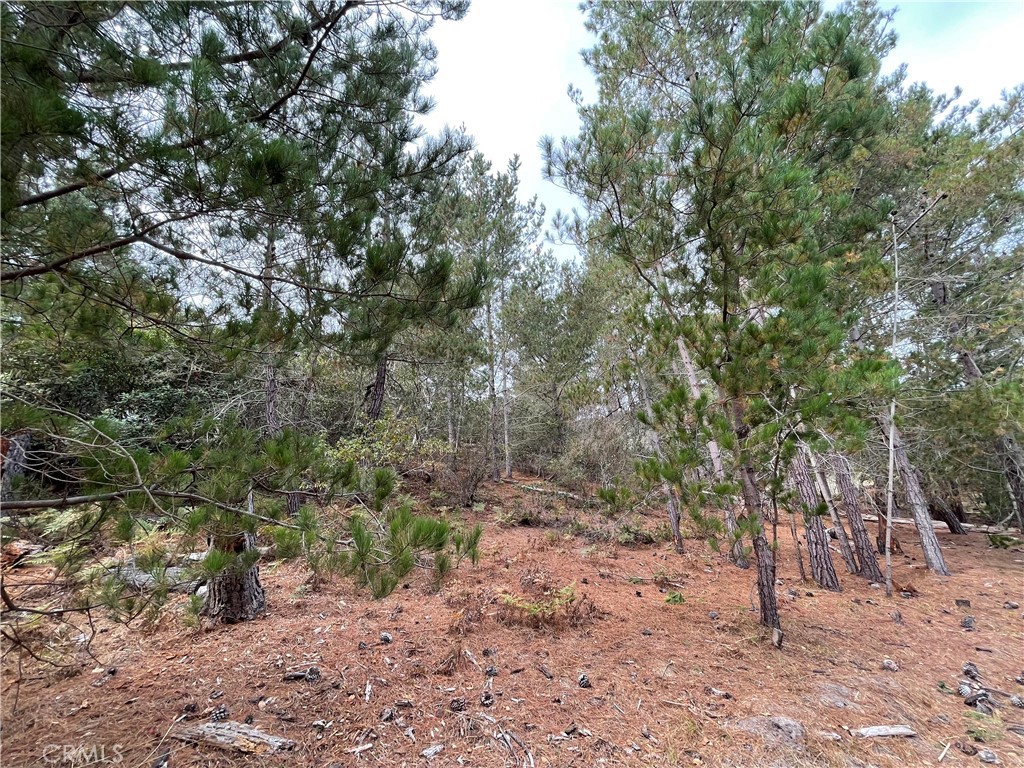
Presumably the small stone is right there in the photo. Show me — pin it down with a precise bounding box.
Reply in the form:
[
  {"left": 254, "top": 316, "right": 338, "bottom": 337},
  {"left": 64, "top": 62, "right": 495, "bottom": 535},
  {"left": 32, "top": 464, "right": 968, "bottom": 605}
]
[
  {"left": 817, "top": 731, "right": 843, "bottom": 742},
  {"left": 358, "top": 641, "right": 369, "bottom": 650},
  {"left": 482, "top": 647, "right": 496, "bottom": 657},
  {"left": 1004, "top": 601, "right": 1020, "bottom": 610},
  {"left": 955, "top": 598, "right": 972, "bottom": 609},
  {"left": 978, "top": 748, "right": 999, "bottom": 764},
  {"left": 708, "top": 611, "right": 719, "bottom": 620},
  {"left": 210, "top": 705, "right": 228, "bottom": 722},
  {"left": 641, "top": 629, "right": 653, "bottom": 636},
  {"left": 881, "top": 659, "right": 899, "bottom": 672},
  {"left": 578, "top": 673, "right": 592, "bottom": 689},
  {"left": 379, "top": 632, "right": 393, "bottom": 644},
  {"left": 480, "top": 691, "right": 494, "bottom": 707},
  {"left": 962, "top": 615, "right": 976, "bottom": 631},
  {"left": 868, "top": 582, "right": 881, "bottom": 589}
]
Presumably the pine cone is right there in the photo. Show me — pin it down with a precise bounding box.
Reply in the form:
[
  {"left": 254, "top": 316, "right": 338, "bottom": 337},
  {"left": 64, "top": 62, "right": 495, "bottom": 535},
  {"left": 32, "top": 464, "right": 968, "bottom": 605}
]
[
  {"left": 578, "top": 673, "right": 592, "bottom": 689},
  {"left": 962, "top": 662, "right": 980, "bottom": 680},
  {"left": 957, "top": 683, "right": 972, "bottom": 697},
  {"left": 210, "top": 705, "right": 228, "bottom": 722},
  {"left": 480, "top": 691, "right": 494, "bottom": 707},
  {"left": 305, "top": 666, "right": 322, "bottom": 683}
]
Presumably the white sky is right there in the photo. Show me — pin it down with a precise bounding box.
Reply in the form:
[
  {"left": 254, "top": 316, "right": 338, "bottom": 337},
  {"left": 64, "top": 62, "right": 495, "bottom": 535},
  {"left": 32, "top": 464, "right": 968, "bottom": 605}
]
[{"left": 418, "top": 1, "right": 1024, "bottom": 254}]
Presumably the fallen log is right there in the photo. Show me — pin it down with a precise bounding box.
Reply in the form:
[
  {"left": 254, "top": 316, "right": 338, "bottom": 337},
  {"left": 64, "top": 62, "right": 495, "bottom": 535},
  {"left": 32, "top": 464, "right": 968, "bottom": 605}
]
[
  {"left": 852, "top": 725, "right": 916, "bottom": 738},
  {"left": 172, "top": 721, "right": 296, "bottom": 753},
  {"left": 502, "top": 481, "right": 583, "bottom": 502}
]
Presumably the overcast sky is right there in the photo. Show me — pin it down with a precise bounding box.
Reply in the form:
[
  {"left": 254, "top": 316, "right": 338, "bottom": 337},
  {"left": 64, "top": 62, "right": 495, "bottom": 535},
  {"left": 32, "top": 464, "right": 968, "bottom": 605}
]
[{"left": 417, "top": 1, "right": 1024, "bottom": 251}]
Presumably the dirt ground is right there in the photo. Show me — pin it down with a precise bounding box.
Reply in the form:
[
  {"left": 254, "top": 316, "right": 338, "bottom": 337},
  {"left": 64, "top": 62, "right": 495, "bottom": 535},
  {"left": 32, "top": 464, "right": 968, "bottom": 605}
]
[{"left": 2, "top": 475, "right": 1023, "bottom": 768}]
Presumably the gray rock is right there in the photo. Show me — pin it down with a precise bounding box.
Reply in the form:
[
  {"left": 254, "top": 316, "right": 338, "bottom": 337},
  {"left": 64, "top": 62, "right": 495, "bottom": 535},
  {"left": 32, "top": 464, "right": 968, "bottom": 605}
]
[
  {"left": 978, "top": 748, "right": 999, "bottom": 764},
  {"left": 730, "top": 715, "right": 806, "bottom": 745},
  {"left": 881, "top": 659, "right": 899, "bottom": 672},
  {"left": 817, "top": 730, "right": 843, "bottom": 742}
]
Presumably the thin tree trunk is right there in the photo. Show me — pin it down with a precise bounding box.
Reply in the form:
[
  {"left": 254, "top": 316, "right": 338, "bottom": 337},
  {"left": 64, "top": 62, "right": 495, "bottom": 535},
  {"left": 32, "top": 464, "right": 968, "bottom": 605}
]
[
  {"left": 806, "top": 449, "right": 858, "bottom": 574},
  {"left": 792, "top": 450, "right": 841, "bottom": 591},
  {"left": 876, "top": 411, "right": 951, "bottom": 576},
  {"left": 486, "top": 299, "right": 499, "bottom": 482},
  {"left": 633, "top": 367, "right": 684, "bottom": 553},
  {"left": 727, "top": 399, "right": 780, "bottom": 633},
  {"left": 446, "top": 382, "right": 457, "bottom": 471},
  {"left": 787, "top": 506, "right": 808, "bottom": 583},
  {"left": 502, "top": 361, "right": 512, "bottom": 480},
  {"left": 675, "top": 338, "right": 747, "bottom": 567},
  {"left": 833, "top": 453, "right": 884, "bottom": 582}
]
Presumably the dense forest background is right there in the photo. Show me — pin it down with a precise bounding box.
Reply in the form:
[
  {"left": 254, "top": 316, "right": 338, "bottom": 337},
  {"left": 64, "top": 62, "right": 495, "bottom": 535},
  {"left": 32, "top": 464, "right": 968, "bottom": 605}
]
[{"left": 1, "top": 0, "right": 1021, "bottom": 641}]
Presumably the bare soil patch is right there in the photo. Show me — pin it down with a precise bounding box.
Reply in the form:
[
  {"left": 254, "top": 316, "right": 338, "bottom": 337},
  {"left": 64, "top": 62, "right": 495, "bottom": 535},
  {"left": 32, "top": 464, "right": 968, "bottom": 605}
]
[{"left": 3, "top": 475, "right": 1023, "bottom": 767}]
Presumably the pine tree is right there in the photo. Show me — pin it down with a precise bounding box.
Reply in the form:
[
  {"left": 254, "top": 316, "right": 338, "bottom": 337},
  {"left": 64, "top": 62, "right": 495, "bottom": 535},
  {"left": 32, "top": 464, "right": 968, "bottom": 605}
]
[
  {"left": 1, "top": 0, "right": 480, "bottom": 623},
  {"left": 547, "top": 1, "right": 899, "bottom": 636}
]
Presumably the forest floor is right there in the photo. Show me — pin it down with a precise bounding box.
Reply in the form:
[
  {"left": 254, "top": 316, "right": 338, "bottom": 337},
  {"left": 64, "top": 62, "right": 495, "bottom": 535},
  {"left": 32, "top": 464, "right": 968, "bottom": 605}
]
[{"left": 2, "top": 474, "right": 1023, "bottom": 768}]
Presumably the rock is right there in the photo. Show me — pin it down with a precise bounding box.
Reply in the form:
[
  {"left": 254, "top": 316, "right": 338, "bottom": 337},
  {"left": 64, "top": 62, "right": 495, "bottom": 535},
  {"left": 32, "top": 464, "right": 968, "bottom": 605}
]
[
  {"left": 420, "top": 744, "right": 444, "bottom": 759},
  {"left": 708, "top": 611, "right": 719, "bottom": 620},
  {"left": 379, "top": 632, "right": 393, "bottom": 644},
  {"left": 962, "top": 615, "right": 976, "bottom": 631},
  {"left": 851, "top": 725, "right": 916, "bottom": 738},
  {"left": 869, "top": 582, "right": 881, "bottom": 589},
  {"left": 1004, "top": 601, "right": 1020, "bottom": 610},
  {"left": 978, "top": 748, "right": 999, "bottom": 764},
  {"left": 882, "top": 659, "right": 899, "bottom": 672},
  {"left": 817, "top": 731, "right": 843, "bottom": 742},
  {"left": 578, "top": 673, "right": 592, "bottom": 689},
  {"left": 955, "top": 598, "right": 972, "bottom": 609},
  {"left": 730, "top": 716, "right": 805, "bottom": 745}
]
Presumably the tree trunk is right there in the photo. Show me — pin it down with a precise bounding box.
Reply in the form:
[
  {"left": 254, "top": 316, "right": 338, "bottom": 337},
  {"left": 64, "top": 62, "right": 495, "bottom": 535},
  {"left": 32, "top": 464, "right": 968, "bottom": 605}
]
[
  {"left": 446, "top": 382, "right": 457, "bottom": 471},
  {"left": 201, "top": 531, "right": 266, "bottom": 623},
  {"left": 832, "top": 454, "right": 884, "bottom": 582},
  {"left": 727, "top": 399, "right": 779, "bottom": 631},
  {"left": 876, "top": 412, "right": 951, "bottom": 576},
  {"left": 792, "top": 450, "right": 841, "bottom": 592},
  {"left": 366, "top": 356, "right": 388, "bottom": 422},
  {"left": 632, "top": 370, "right": 684, "bottom": 554},
  {"left": 502, "top": 360, "right": 512, "bottom": 480},
  {"left": 486, "top": 299, "right": 499, "bottom": 482},
  {"left": 675, "top": 338, "right": 747, "bottom": 567},
  {"left": 0, "top": 431, "right": 30, "bottom": 503},
  {"left": 806, "top": 450, "right": 858, "bottom": 574},
  {"left": 928, "top": 495, "right": 968, "bottom": 535},
  {"left": 960, "top": 351, "right": 1024, "bottom": 530}
]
